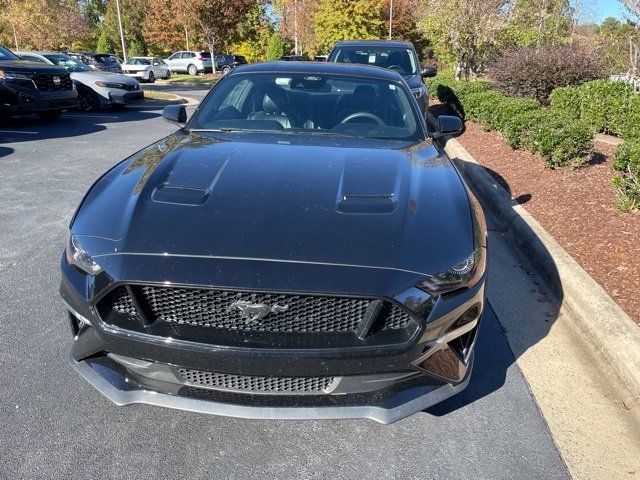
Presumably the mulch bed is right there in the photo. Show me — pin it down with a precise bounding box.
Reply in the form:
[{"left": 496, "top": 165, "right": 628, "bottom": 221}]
[{"left": 455, "top": 121, "right": 640, "bottom": 325}]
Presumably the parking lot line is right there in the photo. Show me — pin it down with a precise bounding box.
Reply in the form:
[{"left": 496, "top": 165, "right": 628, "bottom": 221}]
[
  {"left": 0, "top": 130, "right": 39, "bottom": 135},
  {"left": 62, "top": 113, "right": 119, "bottom": 119}
]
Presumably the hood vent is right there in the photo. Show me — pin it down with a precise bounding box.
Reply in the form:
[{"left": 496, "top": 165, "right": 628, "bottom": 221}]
[{"left": 337, "top": 194, "right": 397, "bottom": 214}]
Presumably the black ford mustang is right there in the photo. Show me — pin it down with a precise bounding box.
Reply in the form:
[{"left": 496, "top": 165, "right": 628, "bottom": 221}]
[{"left": 61, "top": 61, "right": 486, "bottom": 424}]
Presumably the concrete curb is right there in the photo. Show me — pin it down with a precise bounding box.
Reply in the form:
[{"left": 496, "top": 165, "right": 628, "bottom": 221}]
[{"left": 441, "top": 135, "right": 640, "bottom": 399}]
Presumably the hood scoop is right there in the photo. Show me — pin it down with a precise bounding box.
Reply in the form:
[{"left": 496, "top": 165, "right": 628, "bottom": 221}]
[{"left": 336, "top": 157, "right": 400, "bottom": 214}]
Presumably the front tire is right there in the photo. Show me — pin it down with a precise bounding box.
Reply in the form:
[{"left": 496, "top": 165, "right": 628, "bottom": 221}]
[
  {"left": 222, "top": 65, "right": 231, "bottom": 76},
  {"left": 187, "top": 64, "right": 198, "bottom": 76},
  {"left": 77, "top": 87, "right": 100, "bottom": 112},
  {"left": 148, "top": 71, "right": 155, "bottom": 83},
  {"left": 165, "top": 70, "right": 171, "bottom": 79}
]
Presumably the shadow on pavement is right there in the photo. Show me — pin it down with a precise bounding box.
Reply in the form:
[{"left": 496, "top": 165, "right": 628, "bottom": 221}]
[
  {"left": 0, "top": 146, "right": 14, "bottom": 158},
  {"left": 0, "top": 108, "right": 159, "bottom": 144},
  {"left": 424, "top": 103, "right": 564, "bottom": 416}
]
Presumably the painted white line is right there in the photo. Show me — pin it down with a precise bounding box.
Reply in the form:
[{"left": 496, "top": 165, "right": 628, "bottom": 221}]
[
  {"left": 62, "top": 114, "right": 119, "bottom": 119},
  {"left": 0, "top": 130, "right": 39, "bottom": 135}
]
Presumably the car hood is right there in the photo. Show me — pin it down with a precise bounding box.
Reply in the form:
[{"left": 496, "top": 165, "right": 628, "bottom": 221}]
[
  {"left": 71, "top": 71, "right": 137, "bottom": 84},
  {"left": 402, "top": 74, "right": 424, "bottom": 90},
  {"left": 0, "top": 59, "right": 68, "bottom": 75},
  {"left": 72, "top": 132, "right": 474, "bottom": 292}
]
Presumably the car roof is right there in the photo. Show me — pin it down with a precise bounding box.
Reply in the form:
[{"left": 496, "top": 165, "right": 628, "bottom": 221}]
[
  {"left": 231, "top": 61, "right": 403, "bottom": 81},
  {"left": 333, "top": 40, "right": 414, "bottom": 49}
]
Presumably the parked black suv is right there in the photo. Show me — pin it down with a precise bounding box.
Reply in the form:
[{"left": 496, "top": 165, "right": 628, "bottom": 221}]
[
  {"left": 328, "top": 40, "right": 437, "bottom": 117},
  {"left": 65, "top": 51, "right": 123, "bottom": 73},
  {"left": 214, "top": 54, "right": 247, "bottom": 75},
  {"left": 0, "top": 45, "right": 78, "bottom": 118}
]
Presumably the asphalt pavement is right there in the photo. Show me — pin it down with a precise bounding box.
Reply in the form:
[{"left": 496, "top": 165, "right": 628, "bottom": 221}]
[{"left": 0, "top": 89, "right": 569, "bottom": 479}]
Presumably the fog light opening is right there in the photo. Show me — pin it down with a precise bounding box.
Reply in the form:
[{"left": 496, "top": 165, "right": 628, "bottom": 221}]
[
  {"left": 448, "top": 325, "right": 478, "bottom": 363},
  {"left": 448, "top": 304, "right": 480, "bottom": 332}
]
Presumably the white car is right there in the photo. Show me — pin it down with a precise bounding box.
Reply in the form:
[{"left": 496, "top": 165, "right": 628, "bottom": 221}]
[
  {"left": 15, "top": 51, "right": 143, "bottom": 111},
  {"left": 122, "top": 57, "right": 171, "bottom": 83},
  {"left": 164, "top": 51, "right": 213, "bottom": 75}
]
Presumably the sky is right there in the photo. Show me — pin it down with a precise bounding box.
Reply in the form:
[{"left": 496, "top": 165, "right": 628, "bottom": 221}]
[{"left": 591, "top": 0, "right": 632, "bottom": 23}]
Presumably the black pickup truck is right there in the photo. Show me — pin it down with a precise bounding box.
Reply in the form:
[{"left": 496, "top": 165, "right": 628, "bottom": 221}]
[{"left": 0, "top": 45, "right": 78, "bottom": 118}]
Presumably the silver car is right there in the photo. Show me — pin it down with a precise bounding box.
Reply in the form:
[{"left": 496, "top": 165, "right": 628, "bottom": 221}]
[
  {"left": 164, "top": 51, "right": 213, "bottom": 75},
  {"left": 122, "top": 57, "right": 171, "bottom": 83},
  {"left": 15, "top": 51, "right": 143, "bottom": 111}
]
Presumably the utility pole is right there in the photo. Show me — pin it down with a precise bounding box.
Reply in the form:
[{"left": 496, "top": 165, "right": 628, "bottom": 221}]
[
  {"left": 185, "top": 25, "right": 190, "bottom": 51},
  {"left": 388, "top": 0, "right": 393, "bottom": 40},
  {"left": 294, "top": 0, "right": 299, "bottom": 56},
  {"left": 12, "top": 23, "right": 19, "bottom": 51},
  {"left": 115, "top": 0, "right": 127, "bottom": 61}
]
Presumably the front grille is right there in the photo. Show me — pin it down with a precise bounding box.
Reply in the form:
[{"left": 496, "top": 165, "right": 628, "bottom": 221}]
[
  {"left": 178, "top": 369, "right": 334, "bottom": 393},
  {"left": 33, "top": 73, "right": 73, "bottom": 91},
  {"left": 134, "top": 285, "right": 411, "bottom": 333}
]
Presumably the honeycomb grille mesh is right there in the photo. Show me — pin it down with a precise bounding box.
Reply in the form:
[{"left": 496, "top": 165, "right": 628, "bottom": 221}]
[
  {"left": 178, "top": 369, "right": 334, "bottom": 393},
  {"left": 110, "top": 287, "right": 137, "bottom": 316},
  {"left": 100, "top": 285, "right": 414, "bottom": 333}
]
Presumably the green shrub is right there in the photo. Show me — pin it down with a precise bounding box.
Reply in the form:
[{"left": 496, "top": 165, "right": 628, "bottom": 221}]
[
  {"left": 612, "top": 140, "right": 640, "bottom": 212},
  {"left": 549, "top": 86, "right": 581, "bottom": 118},
  {"left": 577, "top": 80, "right": 635, "bottom": 135},
  {"left": 613, "top": 93, "right": 640, "bottom": 140},
  {"left": 528, "top": 112, "right": 595, "bottom": 168},
  {"left": 462, "top": 91, "right": 504, "bottom": 125},
  {"left": 503, "top": 109, "right": 547, "bottom": 149},
  {"left": 488, "top": 97, "right": 540, "bottom": 132}
]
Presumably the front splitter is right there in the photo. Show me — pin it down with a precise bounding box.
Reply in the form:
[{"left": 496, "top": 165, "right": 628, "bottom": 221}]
[{"left": 69, "top": 354, "right": 473, "bottom": 424}]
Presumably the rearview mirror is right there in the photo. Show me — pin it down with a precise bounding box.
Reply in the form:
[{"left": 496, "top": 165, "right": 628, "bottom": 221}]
[
  {"left": 421, "top": 66, "right": 437, "bottom": 78},
  {"left": 432, "top": 115, "right": 462, "bottom": 139},
  {"left": 162, "top": 105, "right": 187, "bottom": 126}
]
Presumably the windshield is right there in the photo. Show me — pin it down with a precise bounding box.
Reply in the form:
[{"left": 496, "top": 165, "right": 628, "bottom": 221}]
[
  {"left": 95, "top": 54, "right": 117, "bottom": 64},
  {"left": 126, "top": 58, "right": 151, "bottom": 65},
  {"left": 329, "top": 46, "right": 418, "bottom": 76},
  {"left": 189, "top": 72, "right": 420, "bottom": 140},
  {"left": 0, "top": 46, "right": 19, "bottom": 61},
  {"left": 44, "top": 54, "right": 91, "bottom": 72}
]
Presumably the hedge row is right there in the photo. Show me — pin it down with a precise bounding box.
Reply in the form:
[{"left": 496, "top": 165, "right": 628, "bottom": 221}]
[
  {"left": 549, "top": 80, "right": 640, "bottom": 211},
  {"left": 426, "top": 75, "right": 640, "bottom": 211},
  {"left": 426, "top": 75, "right": 594, "bottom": 169}
]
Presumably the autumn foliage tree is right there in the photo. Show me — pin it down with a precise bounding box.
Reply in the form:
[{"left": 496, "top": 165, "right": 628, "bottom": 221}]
[
  {"left": 191, "top": 0, "right": 256, "bottom": 57},
  {"left": 144, "top": 0, "right": 193, "bottom": 55}
]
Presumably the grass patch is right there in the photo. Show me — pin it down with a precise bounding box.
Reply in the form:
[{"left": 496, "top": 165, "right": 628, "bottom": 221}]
[{"left": 159, "top": 73, "right": 221, "bottom": 85}]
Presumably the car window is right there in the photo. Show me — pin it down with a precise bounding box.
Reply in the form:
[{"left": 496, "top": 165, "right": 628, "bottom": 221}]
[
  {"left": 200, "top": 52, "right": 211, "bottom": 58},
  {"left": 182, "top": 52, "right": 195, "bottom": 59},
  {"left": 0, "top": 46, "right": 19, "bottom": 61},
  {"left": 19, "top": 54, "right": 47, "bottom": 63},
  {"left": 95, "top": 54, "right": 117, "bottom": 64},
  {"left": 329, "top": 46, "right": 418, "bottom": 76},
  {"left": 126, "top": 58, "right": 151, "bottom": 65},
  {"left": 168, "top": 53, "right": 179, "bottom": 60},
  {"left": 153, "top": 58, "right": 161, "bottom": 65},
  {"left": 190, "top": 72, "right": 420, "bottom": 141},
  {"left": 44, "top": 54, "right": 92, "bottom": 72}
]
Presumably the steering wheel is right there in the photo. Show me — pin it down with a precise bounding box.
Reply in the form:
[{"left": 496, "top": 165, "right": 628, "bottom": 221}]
[{"left": 340, "top": 112, "right": 385, "bottom": 126}]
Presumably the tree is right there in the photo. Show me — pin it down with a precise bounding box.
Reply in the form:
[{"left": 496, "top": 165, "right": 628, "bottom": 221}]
[
  {"left": 418, "top": 0, "right": 512, "bottom": 80},
  {"left": 229, "top": 0, "right": 274, "bottom": 62},
  {"left": 96, "top": 28, "right": 117, "bottom": 53},
  {"left": 1, "top": 0, "right": 89, "bottom": 50},
  {"left": 102, "top": 0, "right": 148, "bottom": 57},
  {"left": 501, "top": 0, "right": 572, "bottom": 48},
  {"left": 619, "top": 0, "right": 640, "bottom": 76},
  {"left": 384, "top": 0, "right": 431, "bottom": 59},
  {"left": 266, "top": 32, "right": 285, "bottom": 60},
  {"left": 190, "top": 0, "right": 256, "bottom": 58},
  {"left": 274, "top": 0, "right": 318, "bottom": 56},
  {"left": 144, "top": 0, "right": 194, "bottom": 55},
  {"left": 313, "top": 0, "right": 385, "bottom": 55},
  {"left": 596, "top": 17, "right": 639, "bottom": 75}
]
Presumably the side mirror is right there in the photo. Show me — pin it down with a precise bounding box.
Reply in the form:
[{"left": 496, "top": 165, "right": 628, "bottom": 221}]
[
  {"left": 421, "top": 66, "right": 438, "bottom": 78},
  {"left": 162, "top": 105, "right": 187, "bottom": 126},
  {"left": 432, "top": 115, "right": 462, "bottom": 139}
]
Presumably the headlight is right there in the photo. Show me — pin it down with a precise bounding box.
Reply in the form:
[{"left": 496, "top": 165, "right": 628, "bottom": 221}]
[
  {"left": 412, "top": 86, "right": 427, "bottom": 99},
  {"left": 66, "top": 234, "right": 103, "bottom": 275},
  {"left": 0, "top": 70, "right": 33, "bottom": 80},
  {"left": 95, "top": 81, "right": 125, "bottom": 89},
  {"left": 418, "top": 247, "right": 485, "bottom": 295}
]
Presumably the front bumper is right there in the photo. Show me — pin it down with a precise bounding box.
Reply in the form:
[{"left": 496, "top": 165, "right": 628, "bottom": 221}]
[
  {"left": 107, "top": 89, "right": 144, "bottom": 105},
  {"left": 61, "top": 254, "right": 485, "bottom": 424},
  {"left": 0, "top": 81, "right": 78, "bottom": 113},
  {"left": 123, "top": 72, "right": 149, "bottom": 80}
]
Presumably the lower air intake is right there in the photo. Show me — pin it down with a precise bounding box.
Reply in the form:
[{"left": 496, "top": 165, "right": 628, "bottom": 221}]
[{"left": 178, "top": 369, "right": 335, "bottom": 394}]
